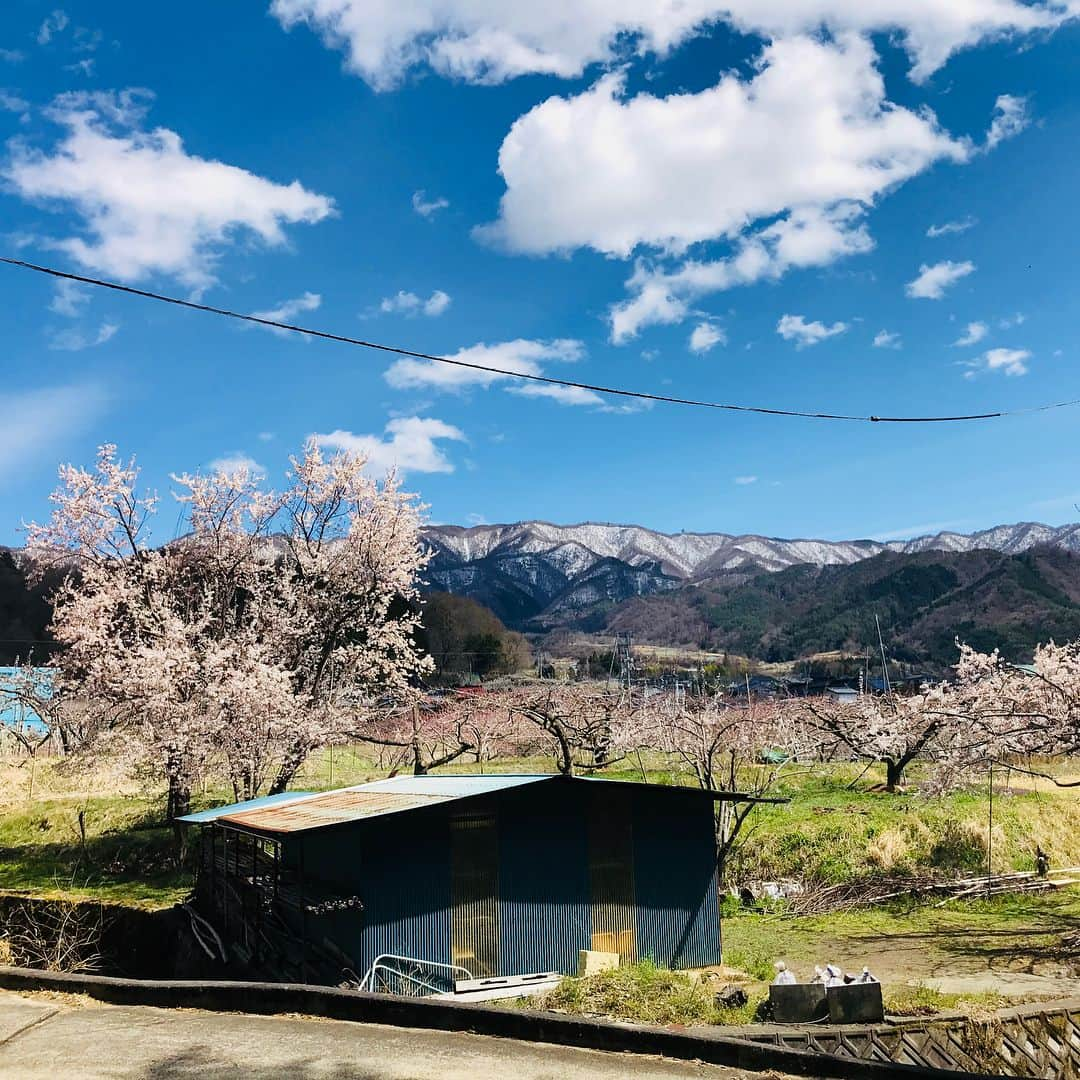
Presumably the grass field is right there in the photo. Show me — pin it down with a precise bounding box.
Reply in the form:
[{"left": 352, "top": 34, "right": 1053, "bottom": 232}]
[{"left": 1, "top": 749, "right": 1078, "bottom": 920}]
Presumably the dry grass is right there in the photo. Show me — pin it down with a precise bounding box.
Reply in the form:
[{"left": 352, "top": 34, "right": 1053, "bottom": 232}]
[{"left": 539, "top": 960, "right": 764, "bottom": 1026}]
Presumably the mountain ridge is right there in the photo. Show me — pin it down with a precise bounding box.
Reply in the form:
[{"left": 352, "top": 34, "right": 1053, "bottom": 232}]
[{"left": 420, "top": 519, "right": 1080, "bottom": 634}]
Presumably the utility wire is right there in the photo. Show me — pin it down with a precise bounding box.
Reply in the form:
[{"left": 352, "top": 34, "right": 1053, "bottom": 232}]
[{"left": 5, "top": 256, "right": 1079, "bottom": 424}]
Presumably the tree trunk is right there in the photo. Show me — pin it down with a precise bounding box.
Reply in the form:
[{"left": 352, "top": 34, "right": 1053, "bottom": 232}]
[
  {"left": 166, "top": 774, "right": 192, "bottom": 861},
  {"left": 885, "top": 758, "right": 904, "bottom": 793},
  {"left": 270, "top": 747, "right": 308, "bottom": 794}
]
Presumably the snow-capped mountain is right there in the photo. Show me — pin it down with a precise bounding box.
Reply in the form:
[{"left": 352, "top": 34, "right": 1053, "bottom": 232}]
[{"left": 421, "top": 520, "right": 1080, "bottom": 629}]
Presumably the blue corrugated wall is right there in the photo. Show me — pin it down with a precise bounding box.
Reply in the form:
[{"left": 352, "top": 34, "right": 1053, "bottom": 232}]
[
  {"left": 632, "top": 790, "right": 721, "bottom": 969},
  {"left": 301, "top": 809, "right": 452, "bottom": 976},
  {"left": 270, "top": 780, "right": 720, "bottom": 981},
  {"left": 498, "top": 788, "right": 591, "bottom": 976}
]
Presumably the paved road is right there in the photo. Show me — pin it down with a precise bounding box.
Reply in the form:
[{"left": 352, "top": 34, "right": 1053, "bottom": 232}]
[{"left": 0, "top": 991, "right": 785, "bottom": 1080}]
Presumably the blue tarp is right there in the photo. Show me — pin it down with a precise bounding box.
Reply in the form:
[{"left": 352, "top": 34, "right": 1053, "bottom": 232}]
[{"left": 0, "top": 667, "right": 53, "bottom": 734}]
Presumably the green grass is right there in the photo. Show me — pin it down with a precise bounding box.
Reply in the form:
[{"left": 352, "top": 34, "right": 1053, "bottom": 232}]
[
  {"left": 535, "top": 962, "right": 1014, "bottom": 1028},
  {"left": 1, "top": 751, "right": 1077, "bottom": 913},
  {"left": 539, "top": 960, "right": 764, "bottom": 1027},
  {"left": 727, "top": 761, "right": 1080, "bottom": 884},
  {"left": 0, "top": 792, "right": 190, "bottom": 908},
  {"left": 882, "top": 984, "right": 1008, "bottom": 1017}
]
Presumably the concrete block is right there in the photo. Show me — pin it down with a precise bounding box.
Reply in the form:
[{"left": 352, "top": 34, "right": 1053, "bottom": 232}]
[
  {"left": 827, "top": 982, "right": 884, "bottom": 1024},
  {"left": 578, "top": 950, "right": 620, "bottom": 977},
  {"left": 768, "top": 983, "right": 828, "bottom": 1024}
]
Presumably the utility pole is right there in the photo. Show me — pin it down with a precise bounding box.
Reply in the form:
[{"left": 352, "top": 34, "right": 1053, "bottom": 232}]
[
  {"left": 875, "top": 614, "right": 892, "bottom": 695},
  {"left": 615, "top": 633, "right": 633, "bottom": 692}
]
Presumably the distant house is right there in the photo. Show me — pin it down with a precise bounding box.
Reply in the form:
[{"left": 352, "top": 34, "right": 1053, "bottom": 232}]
[
  {"left": 180, "top": 775, "right": 767, "bottom": 988},
  {"left": 824, "top": 685, "right": 859, "bottom": 703}
]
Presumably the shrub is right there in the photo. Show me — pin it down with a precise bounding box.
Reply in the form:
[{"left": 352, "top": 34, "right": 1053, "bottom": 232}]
[
  {"left": 929, "top": 819, "right": 988, "bottom": 872},
  {"left": 542, "top": 960, "right": 722, "bottom": 1026}
]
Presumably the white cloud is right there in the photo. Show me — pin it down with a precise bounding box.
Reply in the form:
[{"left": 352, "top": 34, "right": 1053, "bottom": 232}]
[
  {"left": 0, "top": 383, "right": 107, "bottom": 473},
  {"left": 954, "top": 320, "right": 988, "bottom": 346},
  {"left": 926, "top": 216, "right": 976, "bottom": 238},
  {"left": 379, "top": 289, "right": 452, "bottom": 317},
  {"left": 986, "top": 94, "right": 1030, "bottom": 149},
  {"left": 411, "top": 190, "right": 449, "bottom": 218},
  {"left": 49, "top": 278, "right": 90, "bottom": 317},
  {"left": 385, "top": 337, "right": 609, "bottom": 407},
  {"left": 777, "top": 313, "right": 848, "bottom": 348},
  {"left": 47, "top": 321, "right": 117, "bottom": 351},
  {"left": 0, "top": 89, "right": 29, "bottom": 117},
  {"left": 257, "top": 431, "right": 275, "bottom": 442},
  {"left": 873, "top": 329, "right": 901, "bottom": 349},
  {"left": 688, "top": 322, "right": 725, "bottom": 354},
  {"left": 209, "top": 452, "right": 266, "bottom": 477},
  {"left": 611, "top": 204, "right": 875, "bottom": 342},
  {"left": 479, "top": 38, "right": 966, "bottom": 260},
  {"left": 999, "top": 311, "right": 1026, "bottom": 329},
  {"left": 733, "top": 475, "right": 758, "bottom": 485},
  {"left": 251, "top": 291, "right": 322, "bottom": 336},
  {"left": 37, "top": 10, "right": 70, "bottom": 46},
  {"left": 474, "top": 36, "right": 964, "bottom": 340},
  {"left": 0, "top": 49, "right": 25, "bottom": 63},
  {"left": 5, "top": 90, "right": 334, "bottom": 290},
  {"left": 962, "top": 346, "right": 1032, "bottom": 377},
  {"left": 313, "top": 416, "right": 467, "bottom": 475},
  {"left": 269, "top": 0, "right": 1077, "bottom": 88},
  {"left": 905, "top": 259, "right": 975, "bottom": 299}
]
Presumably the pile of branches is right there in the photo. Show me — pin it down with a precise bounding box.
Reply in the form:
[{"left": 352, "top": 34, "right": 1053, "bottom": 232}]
[
  {"left": 0, "top": 897, "right": 105, "bottom": 972},
  {"left": 784, "top": 867, "right": 1080, "bottom": 916}
]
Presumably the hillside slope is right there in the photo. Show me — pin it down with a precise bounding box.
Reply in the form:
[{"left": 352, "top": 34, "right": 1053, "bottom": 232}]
[{"left": 603, "top": 546, "right": 1080, "bottom": 665}]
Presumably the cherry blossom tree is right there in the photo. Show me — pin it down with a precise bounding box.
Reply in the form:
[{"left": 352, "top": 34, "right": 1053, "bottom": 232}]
[
  {"left": 504, "top": 684, "right": 642, "bottom": 775},
  {"left": 931, "top": 641, "right": 1080, "bottom": 786},
  {"left": 797, "top": 686, "right": 955, "bottom": 792},
  {"left": 357, "top": 693, "right": 519, "bottom": 775},
  {"left": 642, "top": 692, "right": 806, "bottom": 870},
  {"left": 26, "top": 442, "right": 432, "bottom": 831}
]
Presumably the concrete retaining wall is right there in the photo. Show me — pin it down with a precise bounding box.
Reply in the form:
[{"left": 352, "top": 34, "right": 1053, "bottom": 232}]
[
  {"left": 733, "top": 998, "right": 1080, "bottom": 1077},
  {"left": 0, "top": 967, "right": 1001, "bottom": 1079}
]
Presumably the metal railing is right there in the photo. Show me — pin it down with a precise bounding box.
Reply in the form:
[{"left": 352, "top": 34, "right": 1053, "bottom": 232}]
[{"left": 357, "top": 954, "right": 474, "bottom": 997}]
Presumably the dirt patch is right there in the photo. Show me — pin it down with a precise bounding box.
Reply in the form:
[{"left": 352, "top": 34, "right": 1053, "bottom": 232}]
[{"left": 792, "top": 929, "right": 1080, "bottom": 998}]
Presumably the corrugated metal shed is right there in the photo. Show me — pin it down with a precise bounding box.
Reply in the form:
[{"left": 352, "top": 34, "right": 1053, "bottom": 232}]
[
  {"left": 182, "top": 773, "right": 775, "bottom": 836},
  {"left": 189, "top": 773, "right": 732, "bottom": 983}
]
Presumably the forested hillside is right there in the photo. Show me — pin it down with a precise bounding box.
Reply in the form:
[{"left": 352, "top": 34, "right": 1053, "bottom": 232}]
[{"left": 603, "top": 545, "right": 1080, "bottom": 666}]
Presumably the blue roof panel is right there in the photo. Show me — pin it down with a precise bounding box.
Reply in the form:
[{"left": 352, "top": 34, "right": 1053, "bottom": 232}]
[
  {"left": 177, "top": 790, "right": 317, "bottom": 823},
  {"left": 354, "top": 774, "right": 551, "bottom": 798}
]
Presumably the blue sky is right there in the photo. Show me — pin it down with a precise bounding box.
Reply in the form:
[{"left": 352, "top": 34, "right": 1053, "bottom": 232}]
[{"left": 2, "top": 0, "right": 1080, "bottom": 547}]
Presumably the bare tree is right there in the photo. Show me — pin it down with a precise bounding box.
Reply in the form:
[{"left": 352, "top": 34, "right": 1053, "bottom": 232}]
[
  {"left": 357, "top": 694, "right": 517, "bottom": 775},
  {"left": 506, "top": 685, "right": 640, "bottom": 775}
]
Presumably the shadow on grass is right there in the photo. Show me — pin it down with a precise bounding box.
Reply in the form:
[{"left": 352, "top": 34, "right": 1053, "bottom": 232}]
[{"left": 0, "top": 823, "right": 191, "bottom": 905}]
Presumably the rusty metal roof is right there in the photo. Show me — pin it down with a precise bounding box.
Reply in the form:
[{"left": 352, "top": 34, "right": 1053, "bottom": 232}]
[
  {"left": 180, "top": 772, "right": 777, "bottom": 835},
  {"left": 219, "top": 787, "right": 456, "bottom": 832},
  {"left": 206, "top": 774, "right": 552, "bottom": 834}
]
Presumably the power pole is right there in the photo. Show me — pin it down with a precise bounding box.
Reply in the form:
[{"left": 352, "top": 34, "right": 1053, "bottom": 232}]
[
  {"left": 615, "top": 633, "right": 633, "bottom": 692},
  {"left": 875, "top": 614, "right": 892, "bottom": 695}
]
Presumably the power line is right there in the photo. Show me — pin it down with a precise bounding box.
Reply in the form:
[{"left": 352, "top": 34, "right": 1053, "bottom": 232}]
[{"left": 4, "top": 256, "right": 1079, "bottom": 425}]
